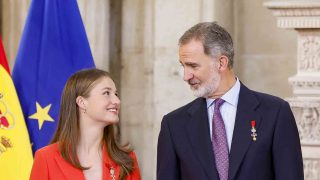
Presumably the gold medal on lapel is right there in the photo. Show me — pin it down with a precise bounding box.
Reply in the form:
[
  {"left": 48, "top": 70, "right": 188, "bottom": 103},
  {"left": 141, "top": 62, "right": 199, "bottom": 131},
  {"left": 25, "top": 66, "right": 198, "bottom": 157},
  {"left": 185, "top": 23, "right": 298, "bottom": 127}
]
[
  {"left": 251, "top": 120, "right": 257, "bottom": 141},
  {"left": 110, "top": 166, "right": 116, "bottom": 180}
]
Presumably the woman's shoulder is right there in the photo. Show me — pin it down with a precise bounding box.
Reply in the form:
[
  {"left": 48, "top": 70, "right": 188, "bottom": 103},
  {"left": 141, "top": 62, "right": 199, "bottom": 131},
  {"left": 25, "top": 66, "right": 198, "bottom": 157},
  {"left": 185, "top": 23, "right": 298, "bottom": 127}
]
[
  {"left": 35, "top": 142, "right": 59, "bottom": 156},
  {"left": 129, "top": 151, "right": 138, "bottom": 160}
]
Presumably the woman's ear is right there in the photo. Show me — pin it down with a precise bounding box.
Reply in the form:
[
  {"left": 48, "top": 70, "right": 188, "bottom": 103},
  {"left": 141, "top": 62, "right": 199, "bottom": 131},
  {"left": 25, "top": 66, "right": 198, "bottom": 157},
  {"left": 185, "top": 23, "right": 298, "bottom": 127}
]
[{"left": 76, "top": 96, "right": 86, "bottom": 109}]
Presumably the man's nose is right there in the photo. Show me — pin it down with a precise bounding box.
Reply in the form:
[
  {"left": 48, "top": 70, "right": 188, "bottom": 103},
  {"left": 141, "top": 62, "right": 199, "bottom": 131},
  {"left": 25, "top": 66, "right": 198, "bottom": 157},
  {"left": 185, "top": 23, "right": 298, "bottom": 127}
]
[{"left": 183, "top": 69, "right": 193, "bottom": 81}]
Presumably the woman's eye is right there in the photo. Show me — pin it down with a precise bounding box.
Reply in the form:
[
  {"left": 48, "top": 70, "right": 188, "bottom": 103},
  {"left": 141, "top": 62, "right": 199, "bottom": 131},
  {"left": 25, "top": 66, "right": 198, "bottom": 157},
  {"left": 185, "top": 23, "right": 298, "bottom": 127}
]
[{"left": 103, "top": 91, "right": 110, "bottom": 95}]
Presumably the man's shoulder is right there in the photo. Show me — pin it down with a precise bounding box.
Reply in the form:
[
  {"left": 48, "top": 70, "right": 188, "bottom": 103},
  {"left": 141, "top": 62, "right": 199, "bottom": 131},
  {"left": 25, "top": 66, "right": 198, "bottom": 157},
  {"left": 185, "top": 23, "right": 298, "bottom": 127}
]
[
  {"left": 246, "top": 86, "right": 288, "bottom": 108},
  {"left": 164, "top": 97, "right": 203, "bottom": 118},
  {"left": 254, "top": 90, "right": 286, "bottom": 103}
]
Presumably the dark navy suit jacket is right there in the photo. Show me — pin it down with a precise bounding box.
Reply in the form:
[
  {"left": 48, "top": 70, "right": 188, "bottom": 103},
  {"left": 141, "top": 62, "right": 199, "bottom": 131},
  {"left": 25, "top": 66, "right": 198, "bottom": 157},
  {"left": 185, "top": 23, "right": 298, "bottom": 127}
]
[{"left": 157, "top": 84, "right": 303, "bottom": 180}]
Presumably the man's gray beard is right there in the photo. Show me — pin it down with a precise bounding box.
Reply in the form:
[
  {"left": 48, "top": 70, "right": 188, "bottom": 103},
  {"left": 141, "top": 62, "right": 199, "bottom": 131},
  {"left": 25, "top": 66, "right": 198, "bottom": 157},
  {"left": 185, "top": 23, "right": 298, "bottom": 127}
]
[
  {"left": 191, "top": 76, "right": 220, "bottom": 98},
  {"left": 192, "top": 82, "right": 216, "bottom": 98}
]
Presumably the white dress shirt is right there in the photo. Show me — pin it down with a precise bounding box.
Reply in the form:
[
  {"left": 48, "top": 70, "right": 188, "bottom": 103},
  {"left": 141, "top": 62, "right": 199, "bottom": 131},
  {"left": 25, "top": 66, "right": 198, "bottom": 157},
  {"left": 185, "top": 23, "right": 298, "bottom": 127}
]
[{"left": 206, "top": 78, "right": 240, "bottom": 151}]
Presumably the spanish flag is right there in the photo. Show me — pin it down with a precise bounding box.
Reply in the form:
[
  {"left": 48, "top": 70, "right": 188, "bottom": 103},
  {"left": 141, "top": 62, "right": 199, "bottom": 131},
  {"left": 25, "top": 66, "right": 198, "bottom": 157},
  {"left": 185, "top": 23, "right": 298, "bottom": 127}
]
[{"left": 0, "top": 39, "right": 33, "bottom": 180}]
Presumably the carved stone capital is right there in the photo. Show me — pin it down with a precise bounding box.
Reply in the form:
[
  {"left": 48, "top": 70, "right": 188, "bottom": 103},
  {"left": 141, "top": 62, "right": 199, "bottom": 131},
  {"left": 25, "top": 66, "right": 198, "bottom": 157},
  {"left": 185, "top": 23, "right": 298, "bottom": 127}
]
[
  {"left": 264, "top": 1, "right": 320, "bottom": 28},
  {"left": 297, "top": 31, "right": 320, "bottom": 73},
  {"left": 288, "top": 98, "right": 320, "bottom": 145},
  {"left": 289, "top": 76, "right": 320, "bottom": 96},
  {"left": 303, "top": 159, "right": 320, "bottom": 179}
]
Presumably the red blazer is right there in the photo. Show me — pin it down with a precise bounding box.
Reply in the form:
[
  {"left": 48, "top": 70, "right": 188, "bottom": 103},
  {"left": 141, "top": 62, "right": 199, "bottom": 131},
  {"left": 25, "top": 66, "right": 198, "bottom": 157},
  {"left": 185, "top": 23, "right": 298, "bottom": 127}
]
[{"left": 30, "top": 143, "right": 141, "bottom": 180}]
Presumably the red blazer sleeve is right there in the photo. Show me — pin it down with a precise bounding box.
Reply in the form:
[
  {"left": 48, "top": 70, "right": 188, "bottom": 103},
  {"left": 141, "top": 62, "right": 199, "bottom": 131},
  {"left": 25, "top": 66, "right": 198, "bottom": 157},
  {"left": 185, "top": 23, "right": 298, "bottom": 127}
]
[
  {"left": 30, "top": 150, "right": 49, "bottom": 180},
  {"left": 127, "top": 152, "right": 141, "bottom": 180}
]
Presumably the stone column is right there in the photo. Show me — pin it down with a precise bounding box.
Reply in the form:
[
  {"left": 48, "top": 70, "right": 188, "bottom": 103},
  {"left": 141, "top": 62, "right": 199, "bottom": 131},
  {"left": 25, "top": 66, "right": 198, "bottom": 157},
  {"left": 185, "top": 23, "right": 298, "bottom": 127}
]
[
  {"left": 77, "top": 0, "right": 110, "bottom": 70},
  {"left": 265, "top": 1, "right": 320, "bottom": 179},
  {"left": 1, "top": 1, "right": 30, "bottom": 68},
  {"left": 121, "top": 1, "right": 156, "bottom": 179}
]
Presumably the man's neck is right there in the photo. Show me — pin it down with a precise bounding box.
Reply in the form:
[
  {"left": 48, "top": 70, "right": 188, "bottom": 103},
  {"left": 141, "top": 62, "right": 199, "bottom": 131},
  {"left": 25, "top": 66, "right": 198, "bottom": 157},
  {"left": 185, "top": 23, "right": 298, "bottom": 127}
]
[{"left": 209, "top": 71, "right": 236, "bottom": 99}]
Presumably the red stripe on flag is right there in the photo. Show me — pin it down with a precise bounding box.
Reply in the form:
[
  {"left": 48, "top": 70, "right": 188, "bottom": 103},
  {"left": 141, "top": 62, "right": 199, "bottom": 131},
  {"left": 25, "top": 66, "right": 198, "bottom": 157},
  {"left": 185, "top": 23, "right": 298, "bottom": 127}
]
[{"left": 0, "top": 38, "right": 10, "bottom": 74}]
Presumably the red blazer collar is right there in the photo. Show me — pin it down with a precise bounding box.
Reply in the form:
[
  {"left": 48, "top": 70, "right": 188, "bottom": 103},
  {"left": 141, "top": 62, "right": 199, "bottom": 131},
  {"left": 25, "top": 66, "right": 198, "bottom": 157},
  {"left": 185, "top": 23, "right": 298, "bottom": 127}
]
[
  {"left": 54, "top": 151, "right": 85, "bottom": 180},
  {"left": 53, "top": 144, "right": 120, "bottom": 180}
]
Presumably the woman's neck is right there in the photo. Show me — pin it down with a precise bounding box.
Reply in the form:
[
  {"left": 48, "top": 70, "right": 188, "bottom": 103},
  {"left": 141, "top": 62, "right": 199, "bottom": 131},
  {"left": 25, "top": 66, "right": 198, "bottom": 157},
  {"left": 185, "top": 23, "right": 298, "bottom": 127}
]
[{"left": 77, "top": 118, "right": 105, "bottom": 155}]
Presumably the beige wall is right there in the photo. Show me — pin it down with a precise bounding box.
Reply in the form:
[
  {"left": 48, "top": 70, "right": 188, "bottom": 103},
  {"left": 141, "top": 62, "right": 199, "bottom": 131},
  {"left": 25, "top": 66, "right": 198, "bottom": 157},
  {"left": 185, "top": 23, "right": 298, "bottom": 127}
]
[{"left": 234, "top": 0, "right": 296, "bottom": 98}]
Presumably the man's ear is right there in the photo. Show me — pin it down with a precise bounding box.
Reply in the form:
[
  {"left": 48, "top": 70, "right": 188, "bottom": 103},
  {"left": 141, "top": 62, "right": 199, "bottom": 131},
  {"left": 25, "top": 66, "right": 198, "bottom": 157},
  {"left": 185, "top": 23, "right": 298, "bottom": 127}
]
[
  {"left": 218, "top": 55, "right": 229, "bottom": 71},
  {"left": 76, "top": 96, "right": 86, "bottom": 109}
]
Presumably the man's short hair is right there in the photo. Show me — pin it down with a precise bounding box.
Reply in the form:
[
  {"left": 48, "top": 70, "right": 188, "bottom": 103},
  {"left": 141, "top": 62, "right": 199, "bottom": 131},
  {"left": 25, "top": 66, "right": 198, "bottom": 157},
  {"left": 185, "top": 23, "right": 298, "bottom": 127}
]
[{"left": 179, "top": 22, "right": 234, "bottom": 68}]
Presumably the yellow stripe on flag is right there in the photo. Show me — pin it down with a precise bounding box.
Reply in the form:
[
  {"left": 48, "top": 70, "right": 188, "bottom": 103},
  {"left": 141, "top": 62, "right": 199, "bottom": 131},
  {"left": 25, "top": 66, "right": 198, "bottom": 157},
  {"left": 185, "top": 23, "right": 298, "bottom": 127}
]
[{"left": 0, "top": 65, "right": 33, "bottom": 180}]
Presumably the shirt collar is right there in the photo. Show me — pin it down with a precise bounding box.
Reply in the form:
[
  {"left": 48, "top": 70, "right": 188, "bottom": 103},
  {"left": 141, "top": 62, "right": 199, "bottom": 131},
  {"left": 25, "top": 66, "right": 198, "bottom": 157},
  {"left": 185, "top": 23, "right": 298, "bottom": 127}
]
[{"left": 206, "top": 77, "right": 241, "bottom": 108}]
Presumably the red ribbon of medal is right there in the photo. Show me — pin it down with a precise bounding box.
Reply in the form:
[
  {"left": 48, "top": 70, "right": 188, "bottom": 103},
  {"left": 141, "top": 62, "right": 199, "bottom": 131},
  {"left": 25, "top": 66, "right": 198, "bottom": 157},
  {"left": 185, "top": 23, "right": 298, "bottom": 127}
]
[{"left": 251, "top": 120, "right": 257, "bottom": 141}]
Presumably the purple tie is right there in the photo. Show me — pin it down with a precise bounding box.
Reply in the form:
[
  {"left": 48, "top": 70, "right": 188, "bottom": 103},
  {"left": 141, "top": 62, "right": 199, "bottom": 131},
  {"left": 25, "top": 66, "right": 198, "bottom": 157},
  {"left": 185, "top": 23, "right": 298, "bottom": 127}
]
[{"left": 212, "top": 98, "right": 229, "bottom": 180}]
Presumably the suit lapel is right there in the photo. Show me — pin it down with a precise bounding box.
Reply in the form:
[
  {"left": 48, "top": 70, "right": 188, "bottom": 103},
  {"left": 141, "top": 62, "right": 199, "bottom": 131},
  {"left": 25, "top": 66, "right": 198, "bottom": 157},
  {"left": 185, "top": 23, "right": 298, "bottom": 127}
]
[
  {"left": 186, "top": 98, "right": 219, "bottom": 180},
  {"left": 229, "top": 84, "right": 261, "bottom": 180},
  {"left": 54, "top": 152, "right": 85, "bottom": 180}
]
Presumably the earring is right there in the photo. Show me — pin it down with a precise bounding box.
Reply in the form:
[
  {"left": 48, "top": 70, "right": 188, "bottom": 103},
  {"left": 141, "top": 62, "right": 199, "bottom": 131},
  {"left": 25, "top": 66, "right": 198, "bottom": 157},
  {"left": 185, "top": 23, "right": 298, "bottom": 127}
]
[{"left": 83, "top": 108, "right": 87, "bottom": 114}]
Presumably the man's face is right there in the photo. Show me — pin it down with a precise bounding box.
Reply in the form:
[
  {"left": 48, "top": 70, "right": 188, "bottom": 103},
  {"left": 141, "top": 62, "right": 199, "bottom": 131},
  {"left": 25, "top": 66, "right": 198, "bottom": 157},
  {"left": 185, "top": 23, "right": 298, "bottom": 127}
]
[{"left": 179, "top": 39, "right": 221, "bottom": 98}]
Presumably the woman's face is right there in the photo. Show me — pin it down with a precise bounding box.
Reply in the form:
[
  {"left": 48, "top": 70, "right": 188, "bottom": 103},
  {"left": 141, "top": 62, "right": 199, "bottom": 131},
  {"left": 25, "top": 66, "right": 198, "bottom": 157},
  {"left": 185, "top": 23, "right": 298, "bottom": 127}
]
[{"left": 82, "top": 76, "right": 120, "bottom": 126}]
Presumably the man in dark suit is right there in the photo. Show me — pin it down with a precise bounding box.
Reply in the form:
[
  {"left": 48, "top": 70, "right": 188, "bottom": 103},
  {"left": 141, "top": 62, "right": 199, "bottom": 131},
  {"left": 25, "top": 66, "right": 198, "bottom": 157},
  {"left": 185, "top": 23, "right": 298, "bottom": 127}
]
[{"left": 157, "top": 22, "right": 303, "bottom": 180}]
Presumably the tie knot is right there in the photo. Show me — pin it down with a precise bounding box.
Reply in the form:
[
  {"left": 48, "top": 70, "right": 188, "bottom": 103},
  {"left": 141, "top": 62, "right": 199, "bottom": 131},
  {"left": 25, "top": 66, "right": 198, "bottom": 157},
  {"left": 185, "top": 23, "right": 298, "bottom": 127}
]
[{"left": 214, "top": 98, "right": 225, "bottom": 109}]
